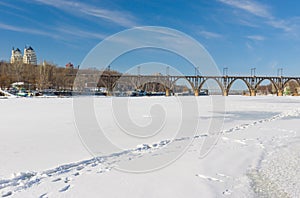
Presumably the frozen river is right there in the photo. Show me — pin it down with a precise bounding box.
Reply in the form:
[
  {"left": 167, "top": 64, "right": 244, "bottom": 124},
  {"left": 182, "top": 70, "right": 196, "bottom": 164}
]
[{"left": 0, "top": 96, "right": 299, "bottom": 197}]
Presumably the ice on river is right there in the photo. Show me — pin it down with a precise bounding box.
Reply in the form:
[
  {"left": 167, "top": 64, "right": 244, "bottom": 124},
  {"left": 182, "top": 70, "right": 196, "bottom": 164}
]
[{"left": 0, "top": 96, "right": 299, "bottom": 197}]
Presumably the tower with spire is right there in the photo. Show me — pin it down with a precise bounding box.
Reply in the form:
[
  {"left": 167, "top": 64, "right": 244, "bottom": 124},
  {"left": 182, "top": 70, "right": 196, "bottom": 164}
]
[
  {"left": 10, "top": 47, "right": 23, "bottom": 63},
  {"left": 23, "top": 46, "right": 37, "bottom": 65}
]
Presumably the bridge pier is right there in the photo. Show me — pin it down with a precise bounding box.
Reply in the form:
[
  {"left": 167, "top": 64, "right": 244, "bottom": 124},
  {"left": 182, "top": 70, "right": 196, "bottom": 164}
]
[
  {"left": 250, "top": 89, "right": 256, "bottom": 96},
  {"left": 223, "top": 90, "right": 229, "bottom": 96},
  {"left": 106, "top": 87, "right": 113, "bottom": 96},
  {"left": 165, "top": 88, "right": 170, "bottom": 96},
  {"left": 106, "top": 91, "right": 112, "bottom": 96},
  {"left": 277, "top": 90, "right": 283, "bottom": 96},
  {"left": 194, "top": 89, "right": 199, "bottom": 96}
]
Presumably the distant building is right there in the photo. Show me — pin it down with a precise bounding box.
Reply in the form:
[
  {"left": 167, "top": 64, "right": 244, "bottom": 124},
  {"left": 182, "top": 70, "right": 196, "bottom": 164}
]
[
  {"left": 23, "top": 46, "right": 37, "bottom": 65},
  {"left": 10, "top": 47, "right": 23, "bottom": 63},
  {"left": 65, "top": 62, "right": 74, "bottom": 69}
]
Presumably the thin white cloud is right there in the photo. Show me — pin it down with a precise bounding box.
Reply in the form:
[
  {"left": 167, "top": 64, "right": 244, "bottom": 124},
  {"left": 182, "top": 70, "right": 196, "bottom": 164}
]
[
  {"left": 266, "top": 20, "right": 292, "bottom": 32},
  {"left": 245, "top": 42, "right": 253, "bottom": 50},
  {"left": 0, "top": 22, "right": 106, "bottom": 42},
  {"left": 199, "top": 30, "right": 223, "bottom": 39},
  {"left": 218, "top": 0, "right": 293, "bottom": 33},
  {"left": 246, "top": 35, "right": 265, "bottom": 41},
  {"left": 56, "top": 26, "right": 106, "bottom": 40},
  {"left": 238, "top": 19, "right": 260, "bottom": 28},
  {"left": 0, "top": 1, "right": 25, "bottom": 11},
  {"left": 0, "top": 22, "right": 60, "bottom": 39},
  {"left": 31, "top": 0, "right": 137, "bottom": 28},
  {"left": 218, "top": 0, "right": 271, "bottom": 18}
]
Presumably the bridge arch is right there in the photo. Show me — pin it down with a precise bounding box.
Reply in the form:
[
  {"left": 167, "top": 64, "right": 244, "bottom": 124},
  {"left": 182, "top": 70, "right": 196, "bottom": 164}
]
[
  {"left": 283, "top": 78, "right": 300, "bottom": 95},
  {"left": 255, "top": 78, "right": 278, "bottom": 93},
  {"left": 283, "top": 78, "right": 300, "bottom": 87},
  {"left": 171, "top": 77, "right": 195, "bottom": 91},
  {"left": 227, "top": 78, "right": 252, "bottom": 95},
  {"left": 199, "top": 78, "right": 224, "bottom": 94},
  {"left": 111, "top": 77, "right": 135, "bottom": 90}
]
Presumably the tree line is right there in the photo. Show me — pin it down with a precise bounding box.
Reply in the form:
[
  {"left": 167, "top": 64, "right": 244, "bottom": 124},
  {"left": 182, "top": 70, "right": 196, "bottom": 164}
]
[
  {"left": 0, "top": 61, "right": 77, "bottom": 90},
  {"left": 0, "top": 62, "right": 127, "bottom": 92}
]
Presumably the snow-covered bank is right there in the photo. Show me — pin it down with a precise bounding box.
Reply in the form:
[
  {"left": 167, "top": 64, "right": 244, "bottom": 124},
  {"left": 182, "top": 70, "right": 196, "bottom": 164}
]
[{"left": 0, "top": 96, "right": 299, "bottom": 197}]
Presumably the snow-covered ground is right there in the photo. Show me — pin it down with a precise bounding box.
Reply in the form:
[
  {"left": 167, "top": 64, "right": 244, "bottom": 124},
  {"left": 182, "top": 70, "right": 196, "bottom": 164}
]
[{"left": 0, "top": 96, "right": 299, "bottom": 197}]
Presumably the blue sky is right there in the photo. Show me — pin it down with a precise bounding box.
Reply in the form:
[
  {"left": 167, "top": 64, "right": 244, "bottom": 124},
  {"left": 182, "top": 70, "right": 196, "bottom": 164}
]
[{"left": 1, "top": 0, "right": 300, "bottom": 76}]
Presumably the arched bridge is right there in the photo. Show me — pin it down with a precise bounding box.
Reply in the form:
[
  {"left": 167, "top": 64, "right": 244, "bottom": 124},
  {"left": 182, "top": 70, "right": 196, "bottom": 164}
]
[{"left": 97, "top": 74, "right": 300, "bottom": 96}]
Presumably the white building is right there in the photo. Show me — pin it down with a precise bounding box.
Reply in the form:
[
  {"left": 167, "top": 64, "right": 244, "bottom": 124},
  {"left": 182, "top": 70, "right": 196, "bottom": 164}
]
[
  {"left": 10, "top": 48, "right": 23, "bottom": 63},
  {"left": 23, "top": 46, "right": 37, "bottom": 65}
]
